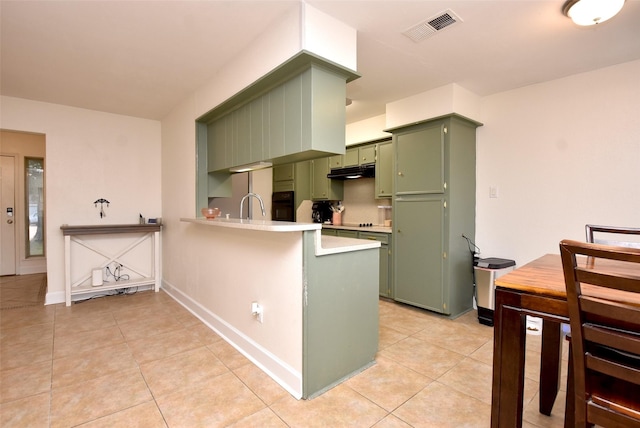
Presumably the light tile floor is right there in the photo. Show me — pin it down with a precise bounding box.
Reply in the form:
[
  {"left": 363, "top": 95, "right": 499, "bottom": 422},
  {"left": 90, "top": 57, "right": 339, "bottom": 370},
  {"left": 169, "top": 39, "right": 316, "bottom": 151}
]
[{"left": 0, "top": 274, "right": 569, "bottom": 427}]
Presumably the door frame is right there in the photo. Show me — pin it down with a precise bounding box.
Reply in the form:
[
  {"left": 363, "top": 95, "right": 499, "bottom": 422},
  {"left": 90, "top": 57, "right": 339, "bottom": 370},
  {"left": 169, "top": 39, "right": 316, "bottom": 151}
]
[
  {"left": 1, "top": 154, "right": 17, "bottom": 275},
  {"left": 0, "top": 130, "right": 47, "bottom": 275}
]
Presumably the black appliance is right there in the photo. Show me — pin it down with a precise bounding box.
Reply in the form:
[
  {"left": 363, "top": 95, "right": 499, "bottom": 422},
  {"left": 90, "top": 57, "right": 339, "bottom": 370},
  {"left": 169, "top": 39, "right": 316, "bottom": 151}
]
[
  {"left": 272, "top": 191, "right": 294, "bottom": 222},
  {"left": 327, "top": 164, "right": 375, "bottom": 180},
  {"left": 312, "top": 201, "right": 333, "bottom": 223}
]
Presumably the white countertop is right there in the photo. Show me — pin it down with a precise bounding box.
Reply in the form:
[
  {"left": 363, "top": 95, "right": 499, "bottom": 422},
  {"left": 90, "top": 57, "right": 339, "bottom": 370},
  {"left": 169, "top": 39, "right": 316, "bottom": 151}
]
[
  {"left": 314, "top": 232, "right": 381, "bottom": 256},
  {"left": 181, "top": 217, "right": 321, "bottom": 232},
  {"left": 181, "top": 218, "right": 379, "bottom": 255}
]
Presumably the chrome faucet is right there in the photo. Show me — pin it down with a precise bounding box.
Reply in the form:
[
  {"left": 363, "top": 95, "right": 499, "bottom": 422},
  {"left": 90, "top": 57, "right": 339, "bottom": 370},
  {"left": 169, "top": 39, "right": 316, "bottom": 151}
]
[{"left": 239, "top": 192, "right": 266, "bottom": 219}]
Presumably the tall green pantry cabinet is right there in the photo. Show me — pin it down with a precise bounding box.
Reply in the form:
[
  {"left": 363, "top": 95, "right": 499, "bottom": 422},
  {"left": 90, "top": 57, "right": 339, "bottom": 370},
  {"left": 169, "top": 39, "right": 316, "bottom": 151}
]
[{"left": 389, "top": 114, "right": 481, "bottom": 317}]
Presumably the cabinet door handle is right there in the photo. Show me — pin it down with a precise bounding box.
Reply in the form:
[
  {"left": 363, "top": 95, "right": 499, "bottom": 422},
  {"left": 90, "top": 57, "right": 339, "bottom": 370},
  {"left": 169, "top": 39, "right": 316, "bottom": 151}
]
[{"left": 397, "top": 172, "right": 403, "bottom": 176}]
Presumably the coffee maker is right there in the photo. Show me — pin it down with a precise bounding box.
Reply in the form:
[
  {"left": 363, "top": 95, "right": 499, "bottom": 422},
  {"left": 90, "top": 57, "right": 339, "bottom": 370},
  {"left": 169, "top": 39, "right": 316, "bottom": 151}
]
[{"left": 311, "top": 201, "right": 333, "bottom": 223}]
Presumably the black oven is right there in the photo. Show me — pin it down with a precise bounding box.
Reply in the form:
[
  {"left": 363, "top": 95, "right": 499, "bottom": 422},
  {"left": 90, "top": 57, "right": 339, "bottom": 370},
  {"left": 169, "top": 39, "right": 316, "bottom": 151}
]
[{"left": 272, "top": 191, "right": 295, "bottom": 222}]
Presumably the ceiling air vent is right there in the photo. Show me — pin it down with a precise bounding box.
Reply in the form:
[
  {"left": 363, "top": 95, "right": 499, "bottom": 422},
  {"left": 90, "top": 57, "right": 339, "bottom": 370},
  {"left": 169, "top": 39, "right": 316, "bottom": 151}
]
[{"left": 403, "top": 9, "right": 462, "bottom": 43}]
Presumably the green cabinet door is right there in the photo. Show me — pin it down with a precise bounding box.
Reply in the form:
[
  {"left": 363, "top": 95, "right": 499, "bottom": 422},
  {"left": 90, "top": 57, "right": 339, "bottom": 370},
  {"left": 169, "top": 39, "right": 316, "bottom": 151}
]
[
  {"left": 344, "top": 145, "right": 376, "bottom": 167},
  {"left": 273, "top": 164, "right": 294, "bottom": 182},
  {"left": 395, "top": 122, "right": 444, "bottom": 195},
  {"left": 311, "top": 158, "right": 343, "bottom": 201},
  {"left": 336, "top": 230, "right": 358, "bottom": 239},
  {"left": 375, "top": 141, "right": 393, "bottom": 198},
  {"left": 394, "top": 197, "right": 445, "bottom": 312},
  {"left": 359, "top": 231, "right": 392, "bottom": 298},
  {"left": 329, "top": 154, "right": 343, "bottom": 169},
  {"left": 344, "top": 147, "right": 359, "bottom": 167},
  {"left": 390, "top": 114, "right": 480, "bottom": 317},
  {"left": 359, "top": 145, "right": 376, "bottom": 165}
]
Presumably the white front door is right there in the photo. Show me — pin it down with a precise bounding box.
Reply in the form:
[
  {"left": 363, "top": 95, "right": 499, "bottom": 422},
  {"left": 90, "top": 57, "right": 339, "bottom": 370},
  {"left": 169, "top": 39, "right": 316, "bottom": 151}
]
[{"left": 1, "top": 155, "right": 17, "bottom": 275}]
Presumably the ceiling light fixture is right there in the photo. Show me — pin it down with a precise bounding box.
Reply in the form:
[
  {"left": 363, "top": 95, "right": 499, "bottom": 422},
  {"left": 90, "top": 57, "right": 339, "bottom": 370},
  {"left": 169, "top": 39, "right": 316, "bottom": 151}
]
[{"left": 562, "top": 0, "right": 625, "bottom": 26}]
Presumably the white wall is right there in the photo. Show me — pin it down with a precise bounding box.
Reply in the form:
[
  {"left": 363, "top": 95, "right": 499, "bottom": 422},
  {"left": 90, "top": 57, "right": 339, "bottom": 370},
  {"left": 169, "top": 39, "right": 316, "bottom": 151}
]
[
  {"left": 345, "top": 59, "right": 640, "bottom": 267},
  {"left": 0, "top": 96, "right": 161, "bottom": 303},
  {"left": 345, "top": 114, "right": 390, "bottom": 145},
  {"left": 160, "top": 5, "right": 356, "bottom": 380},
  {"left": 386, "top": 83, "right": 482, "bottom": 129},
  {"left": 160, "top": 6, "right": 303, "bottom": 288},
  {"left": 476, "top": 59, "right": 640, "bottom": 265}
]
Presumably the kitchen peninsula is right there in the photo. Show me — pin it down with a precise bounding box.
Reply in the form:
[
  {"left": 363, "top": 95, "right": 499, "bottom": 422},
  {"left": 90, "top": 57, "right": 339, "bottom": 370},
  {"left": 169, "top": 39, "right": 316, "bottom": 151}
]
[{"left": 171, "top": 217, "right": 380, "bottom": 399}]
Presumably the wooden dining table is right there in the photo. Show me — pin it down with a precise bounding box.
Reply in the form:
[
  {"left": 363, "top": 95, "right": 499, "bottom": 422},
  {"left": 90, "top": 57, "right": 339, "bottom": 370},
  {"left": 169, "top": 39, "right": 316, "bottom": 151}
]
[{"left": 490, "top": 253, "right": 640, "bottom": 427}]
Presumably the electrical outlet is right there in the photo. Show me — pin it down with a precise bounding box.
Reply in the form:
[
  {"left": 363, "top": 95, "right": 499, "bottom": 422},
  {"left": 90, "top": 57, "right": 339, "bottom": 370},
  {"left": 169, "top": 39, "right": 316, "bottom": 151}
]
[{"left": 251, "top": 301, "right": 263, "bottom": 323}]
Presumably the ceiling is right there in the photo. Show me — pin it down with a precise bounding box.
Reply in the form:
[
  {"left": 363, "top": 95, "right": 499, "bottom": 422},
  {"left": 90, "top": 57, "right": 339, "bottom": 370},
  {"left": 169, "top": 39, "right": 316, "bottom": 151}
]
[{"left": 2, "top": 1, "right": 639, "bottom": 124}]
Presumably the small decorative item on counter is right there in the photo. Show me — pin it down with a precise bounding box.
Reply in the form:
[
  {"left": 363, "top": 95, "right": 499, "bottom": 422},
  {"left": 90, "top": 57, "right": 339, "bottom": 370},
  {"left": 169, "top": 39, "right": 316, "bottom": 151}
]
[
  {"left": 201, "top": 207, "right": 221, "bottom": 219},
  {"left": 378, "top": 205, "right": 392, "bottom": 227},
  {"left": 330, "top": 202, "right": 344, "bottom": 225}
]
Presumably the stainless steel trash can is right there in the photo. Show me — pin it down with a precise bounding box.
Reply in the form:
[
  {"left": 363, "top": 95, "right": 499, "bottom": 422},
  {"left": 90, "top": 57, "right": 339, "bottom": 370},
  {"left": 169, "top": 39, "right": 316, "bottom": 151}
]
[{"left": 474, "top": 257, "right": 515, "bottom": 326}]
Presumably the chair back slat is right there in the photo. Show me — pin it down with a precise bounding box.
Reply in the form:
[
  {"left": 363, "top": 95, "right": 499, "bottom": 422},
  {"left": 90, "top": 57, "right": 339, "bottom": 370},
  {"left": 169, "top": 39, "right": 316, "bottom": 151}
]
[
  {"left": 586, "top": 354, "right": 640, "bottom": 386},
  {"left": 586, "top": 224, "right": 640, "bottom": 249},
  {"left": 576, "top": 268, "right": 640, "bottom": 293},
  {"left": 583, "top": 324, "right": 640, "bottom": 356},
  {"left": 560, "top": 239, "right": 640, "bottom": 427},
  {"left": 589, "top": 401, "right": 640, "bottom": 428},
  {"left": 581, "top": 296, "right": 640, "bottom": 334}
]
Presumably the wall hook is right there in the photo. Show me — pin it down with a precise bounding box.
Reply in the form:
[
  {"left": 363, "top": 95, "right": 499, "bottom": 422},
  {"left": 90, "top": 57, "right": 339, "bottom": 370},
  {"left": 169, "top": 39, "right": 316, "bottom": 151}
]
[{"left": 94, "top": 198, "right": 110, "bottom": 218}]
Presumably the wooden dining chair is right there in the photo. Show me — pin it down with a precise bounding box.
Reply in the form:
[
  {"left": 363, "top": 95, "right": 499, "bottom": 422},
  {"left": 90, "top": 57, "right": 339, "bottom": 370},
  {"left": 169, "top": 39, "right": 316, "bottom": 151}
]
[
  {"left": 585, "top": 224, "right": 640, "bottom": 248},
  {"left": 560, "top": 239, "right": 640, "bottom": 427}
]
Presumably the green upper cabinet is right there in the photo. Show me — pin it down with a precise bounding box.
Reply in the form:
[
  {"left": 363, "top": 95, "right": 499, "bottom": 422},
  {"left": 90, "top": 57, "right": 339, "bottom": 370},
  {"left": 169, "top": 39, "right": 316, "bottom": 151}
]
[
  {"left": 358, "top": 145, "right": 376, "bottom": 165},
  {"left": 273, "top": 163, "right": 294, "bottom": 182},
  {"left": 273, "top": 164, "right": 295, "bottom": 192},
  {"left": 197, "top": 52, "right": 359, "bottom": 213},
  {"left": 311, "top": 157, "right": 343, "bottom": 201},
  {"left": 395, "top": 121, "right": 444, "bottom": 195},
  {"left": 344, "top": 144, "right": 376, "bottom": 167},
  {"left": 200, "top": 53, "right": 359, "bottom": 174},
  {"left": 329, "top": 154, "right": 344, "bottom": 169},
  {"left": 375, "top": 140, "right": 393, "bottom": 198},
  {"left": 344, "top": 147, "right": 359, "bottom": 167}
]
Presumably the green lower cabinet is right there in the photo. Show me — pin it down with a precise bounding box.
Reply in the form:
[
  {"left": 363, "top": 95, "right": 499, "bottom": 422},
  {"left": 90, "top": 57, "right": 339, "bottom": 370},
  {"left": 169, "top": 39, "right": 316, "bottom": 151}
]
[
  {"left": 302, "top": 232, "right": 378, "bottom": 399},
  {"left": 322, "top": 228, "right": 393, "bottom": 297},
  {"left": 336, "top": 230, "right": 358, "bottom": 239},
  {"left": 394, "top": 197, "right": 445, "bottom": 312},
  {"left": 359, "top": 232, "right": 392, "bottom": 298}
]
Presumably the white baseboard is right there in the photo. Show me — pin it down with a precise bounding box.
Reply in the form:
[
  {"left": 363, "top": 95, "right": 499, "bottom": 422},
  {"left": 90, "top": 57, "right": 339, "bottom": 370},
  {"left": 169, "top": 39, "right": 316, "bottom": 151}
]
[
  {"left": 45, "top": 284, "right": 154, "bottom": 306},
  {"left": 45, "top": 290, "right": 65, "bottom": 305},
  {"left": 161, "top": 279, "right": 302, "bottom": 399}
]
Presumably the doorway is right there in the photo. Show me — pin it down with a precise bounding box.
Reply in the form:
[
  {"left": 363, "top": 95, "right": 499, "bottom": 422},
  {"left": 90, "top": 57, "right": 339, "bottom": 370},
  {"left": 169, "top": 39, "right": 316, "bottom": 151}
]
[
  {"left": 0, "top": 130, "right": 46, "bottom": 276},
  {"left": 1, "top": 155, "right": 16, "bottom": 275}
]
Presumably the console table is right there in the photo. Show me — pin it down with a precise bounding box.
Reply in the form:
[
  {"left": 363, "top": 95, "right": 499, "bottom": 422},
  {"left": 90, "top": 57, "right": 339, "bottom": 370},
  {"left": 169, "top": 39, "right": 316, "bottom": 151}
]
[{"left": 60, "top": 224, "right": 161, "bottom": 306}]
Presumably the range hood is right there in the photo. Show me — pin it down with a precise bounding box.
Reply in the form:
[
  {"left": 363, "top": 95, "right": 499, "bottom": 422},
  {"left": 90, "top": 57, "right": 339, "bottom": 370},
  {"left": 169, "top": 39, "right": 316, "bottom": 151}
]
[{"left": 327, "top": 164, "right": 375, "bottom": 180}]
